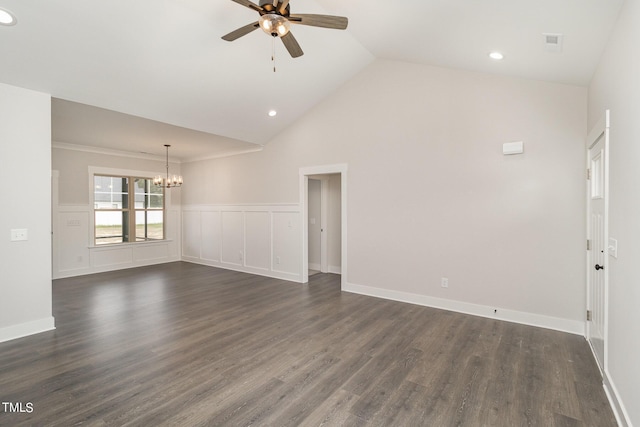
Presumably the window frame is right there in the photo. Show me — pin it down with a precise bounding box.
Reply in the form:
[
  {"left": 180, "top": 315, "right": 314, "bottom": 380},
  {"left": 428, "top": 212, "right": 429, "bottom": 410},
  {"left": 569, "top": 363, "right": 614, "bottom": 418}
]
[
  {"left": 132, "top": 176, "right": 165, "bottom": 243},
  {"left": 89, "top": 166, "right": 169, "bottom": 247}
]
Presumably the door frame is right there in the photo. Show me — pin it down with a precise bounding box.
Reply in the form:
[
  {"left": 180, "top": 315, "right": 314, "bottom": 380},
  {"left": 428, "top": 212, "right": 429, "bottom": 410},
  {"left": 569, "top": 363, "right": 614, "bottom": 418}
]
[
  {"left": 319, "top": 177, "right": 329, "bottom": 273},
  {"left": 586, "top": 109, "right": 610, "bottom": 373},
  {"left": 52, "top": 170, "right": 60, "bottom": 277},
  {"left": 299, "top": 164, "right": 347, "bottom": 287}
]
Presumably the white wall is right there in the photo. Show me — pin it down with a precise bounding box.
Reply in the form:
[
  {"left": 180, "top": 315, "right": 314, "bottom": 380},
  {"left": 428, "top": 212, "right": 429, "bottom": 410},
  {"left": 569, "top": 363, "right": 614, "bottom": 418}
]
[
  {"left": 0, "top": 83, "right": 54, "bottom": 343},
  {"left": 52, "top": 146, "right": 181, "bottom": 278},
  {"left": 53, "top": 146, "right": 181, "bottom": 205},
  {"left": 588, "top": 0, "right": 640, "bottom": 424},
  {"left": 181, "top": 59, "right": 587, "bottom": 333}
]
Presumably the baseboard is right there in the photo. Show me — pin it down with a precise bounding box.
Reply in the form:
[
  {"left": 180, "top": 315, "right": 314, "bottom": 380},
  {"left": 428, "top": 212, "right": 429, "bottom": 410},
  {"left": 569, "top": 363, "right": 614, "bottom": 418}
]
[
  {"left": 54, "top": 256, "right": 181, "bottom": 279},
  {"left": 343, "top": 282, "right": 584, "bottom": 336},
  {"left": 0, "top": 317, "right": 56, "bottom": 344},
  {"left": 603, "top": 370, "right": 631, "bottom": 427},
  {"left": 182, "top": 257, "right": 303, "bottom": 283},
  {"left": 308, "top": 264, "right": 341, "bottom": 274}
]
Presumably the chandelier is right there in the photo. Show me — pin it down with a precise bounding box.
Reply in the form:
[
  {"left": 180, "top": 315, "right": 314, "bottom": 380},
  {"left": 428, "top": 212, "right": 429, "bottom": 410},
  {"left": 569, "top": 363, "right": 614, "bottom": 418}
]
[{"left": 154, "top": 144, "right": 183, "bottom": 188}]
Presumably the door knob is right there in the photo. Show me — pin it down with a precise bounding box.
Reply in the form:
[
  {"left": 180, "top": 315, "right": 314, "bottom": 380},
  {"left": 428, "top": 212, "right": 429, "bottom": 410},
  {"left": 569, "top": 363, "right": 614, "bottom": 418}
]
[{"left": 595, "top": 264, "right": 604, "bottom": 271}]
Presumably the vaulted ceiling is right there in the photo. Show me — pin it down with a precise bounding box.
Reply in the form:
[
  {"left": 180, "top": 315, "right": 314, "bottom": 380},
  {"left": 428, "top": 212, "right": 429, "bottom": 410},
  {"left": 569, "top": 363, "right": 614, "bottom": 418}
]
[{"left": 0, "top": 0, "right": 625, "bottom": 161}]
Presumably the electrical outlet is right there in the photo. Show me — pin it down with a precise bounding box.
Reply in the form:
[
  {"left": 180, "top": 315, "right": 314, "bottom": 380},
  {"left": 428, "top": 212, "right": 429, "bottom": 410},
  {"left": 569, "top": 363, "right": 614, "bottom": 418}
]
[
  {"left": 441, "top": 277, "right": 448, "bottom": 288},
  {"left": 10, "top": 229, "right": 28, "bottom": 241}
]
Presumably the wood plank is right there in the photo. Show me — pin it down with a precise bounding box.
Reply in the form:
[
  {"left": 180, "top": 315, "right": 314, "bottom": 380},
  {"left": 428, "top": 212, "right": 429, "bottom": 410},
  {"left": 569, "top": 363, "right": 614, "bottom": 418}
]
[{"left": 0, "top": 262, "right": 617, "bottom": 426}]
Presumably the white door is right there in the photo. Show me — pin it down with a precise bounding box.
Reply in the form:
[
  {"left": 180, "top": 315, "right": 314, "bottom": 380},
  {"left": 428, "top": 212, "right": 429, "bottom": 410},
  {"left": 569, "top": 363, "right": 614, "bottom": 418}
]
[
  {"left": 308, "top": 179, "right": 322, "bottom": 272},
  {"left": 587, "top": 111, "right": 609, "bottom": 373}
]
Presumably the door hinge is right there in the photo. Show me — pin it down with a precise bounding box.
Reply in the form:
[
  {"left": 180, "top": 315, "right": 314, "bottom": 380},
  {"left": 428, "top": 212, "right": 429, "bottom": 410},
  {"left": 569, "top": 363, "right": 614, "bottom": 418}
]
[
  {"left": 587, "top": 168, "right": 591, "bottom": 180},
  {"left": 587, "top": 239, "right": 591, "bottom": 250},
  {"left": 587, "top": 310, "right": 592, "bottom": 321}
]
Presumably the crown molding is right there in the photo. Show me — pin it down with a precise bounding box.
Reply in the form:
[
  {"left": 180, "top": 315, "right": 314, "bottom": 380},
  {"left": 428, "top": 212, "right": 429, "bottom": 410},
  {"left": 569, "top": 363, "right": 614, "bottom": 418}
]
[
  {"left": 52, "top": 141, "right": 170, "bottom": 162},
  {"left": 181, "top": 146, "right": 264, "bottom": 163},
  {"left": 52, "top": 141, "right": 264, "bottom": 163}
]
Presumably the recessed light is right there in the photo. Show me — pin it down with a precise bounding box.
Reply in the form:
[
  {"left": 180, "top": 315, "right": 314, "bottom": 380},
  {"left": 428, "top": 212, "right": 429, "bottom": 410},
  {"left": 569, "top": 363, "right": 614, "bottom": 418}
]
[
  {"left": 489, "top": 52, "right": 504, "bottom": 60},
  {"left": 0, "top": 8, "right": 17, "bottom": 26},
  {"left": 268, "top": 110, "right": 277, "bottom": 117}
]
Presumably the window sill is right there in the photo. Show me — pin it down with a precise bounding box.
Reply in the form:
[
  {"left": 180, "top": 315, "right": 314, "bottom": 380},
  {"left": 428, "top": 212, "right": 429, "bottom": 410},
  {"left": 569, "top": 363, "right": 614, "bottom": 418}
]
[{"left": 89, "top": 239, "right": 173, "bottom": 249}]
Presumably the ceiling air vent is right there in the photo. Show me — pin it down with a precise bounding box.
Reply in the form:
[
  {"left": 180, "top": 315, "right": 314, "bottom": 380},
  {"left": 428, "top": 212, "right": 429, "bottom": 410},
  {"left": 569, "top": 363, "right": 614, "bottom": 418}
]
[{"left": 543, "top": 33, "right": 563, "bottom": 53}]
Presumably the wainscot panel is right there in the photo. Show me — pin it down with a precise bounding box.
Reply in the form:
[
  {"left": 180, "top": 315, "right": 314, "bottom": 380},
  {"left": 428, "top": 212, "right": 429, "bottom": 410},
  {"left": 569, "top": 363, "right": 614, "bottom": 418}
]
[
  {"left": 181, "top": 205, "right": 302, "bottom": 282},
  {"left": 54, "top": 205, "right": 181, "bottom": 279}
]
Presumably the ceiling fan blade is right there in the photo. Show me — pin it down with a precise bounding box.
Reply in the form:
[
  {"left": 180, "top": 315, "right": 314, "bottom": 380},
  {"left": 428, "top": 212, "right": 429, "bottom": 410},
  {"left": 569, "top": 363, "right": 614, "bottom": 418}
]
[
  {"left": 221, "top": 21, "right": 260, "bottom": 41},
  {"left": 288, "top": 14, "right": 348, "bottom": 30},
  {"left": 280, "top": 32, "right": 304, "bottom": 58},
  {"left": 277, "top": 0, "right": 290, "bottom": 15},
  {"left": 230, "top": 0, "right": 265, "bottom": 14}
]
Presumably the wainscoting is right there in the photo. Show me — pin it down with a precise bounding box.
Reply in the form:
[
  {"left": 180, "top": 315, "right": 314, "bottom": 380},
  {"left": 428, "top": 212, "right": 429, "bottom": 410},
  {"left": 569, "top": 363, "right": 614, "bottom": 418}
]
[
  {"left": 181, "top": 204, "right": 302, "bottom": 282},
  {"left": 53, "top": 205, "right": 181, "bottom": 279}
]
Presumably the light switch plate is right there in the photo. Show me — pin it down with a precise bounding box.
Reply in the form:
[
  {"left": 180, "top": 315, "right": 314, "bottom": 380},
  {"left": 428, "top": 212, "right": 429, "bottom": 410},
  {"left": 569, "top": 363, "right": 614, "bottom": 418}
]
[
  {"left": 503, "top": 141, "right": 524, "bottom": 155},
  {"left": 11, "top": 229, "right": 28, "bottom": 241}
]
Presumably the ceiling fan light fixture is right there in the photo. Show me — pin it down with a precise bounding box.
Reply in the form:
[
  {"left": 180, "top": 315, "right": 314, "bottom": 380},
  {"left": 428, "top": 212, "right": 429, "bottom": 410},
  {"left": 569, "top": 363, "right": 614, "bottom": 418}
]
[
  {"left": 259, "top": 13, "right": 290, "bottom": 37},
  {"left": 222, "top": 0, "right": 348, "bottom": 59}
]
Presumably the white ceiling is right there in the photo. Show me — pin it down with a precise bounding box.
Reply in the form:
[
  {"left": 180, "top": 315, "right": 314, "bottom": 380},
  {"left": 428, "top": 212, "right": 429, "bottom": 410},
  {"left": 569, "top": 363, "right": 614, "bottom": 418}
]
[
  {"left": 51, "top": 98, "right": 262, "bottom": 162},
  {"left": 0, "top": 0, "right": 625, "bottom": 161}
]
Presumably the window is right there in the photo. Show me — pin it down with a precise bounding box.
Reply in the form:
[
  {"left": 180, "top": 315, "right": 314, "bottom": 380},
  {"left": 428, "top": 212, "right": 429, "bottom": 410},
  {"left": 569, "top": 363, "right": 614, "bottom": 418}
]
[{"left": 94, "top": 175, "right": 164, "bottom": 245}]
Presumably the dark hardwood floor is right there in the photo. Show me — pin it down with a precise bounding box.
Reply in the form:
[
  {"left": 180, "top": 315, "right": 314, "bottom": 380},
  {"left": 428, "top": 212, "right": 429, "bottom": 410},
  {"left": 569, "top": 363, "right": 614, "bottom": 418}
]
[{"left": 0, "top": 262, "right": 616, "bottom": 426}]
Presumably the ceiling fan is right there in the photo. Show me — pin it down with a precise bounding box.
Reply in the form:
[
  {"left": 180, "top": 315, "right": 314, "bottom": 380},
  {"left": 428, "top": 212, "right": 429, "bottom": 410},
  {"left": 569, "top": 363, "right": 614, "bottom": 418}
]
[{"left": 221, "top": 0, "right": 348, "bottom": 58}]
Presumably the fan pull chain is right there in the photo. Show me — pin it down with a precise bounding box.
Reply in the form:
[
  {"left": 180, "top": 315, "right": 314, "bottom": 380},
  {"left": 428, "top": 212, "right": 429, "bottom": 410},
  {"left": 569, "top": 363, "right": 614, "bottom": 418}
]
[{"left": 271, "top": 36, "right": 276, "bottom": 72}]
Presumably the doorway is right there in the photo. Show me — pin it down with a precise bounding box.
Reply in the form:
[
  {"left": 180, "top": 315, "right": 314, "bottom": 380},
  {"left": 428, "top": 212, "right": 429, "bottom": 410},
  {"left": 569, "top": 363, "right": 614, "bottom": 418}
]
[
  {"left": 300, "top": 164, "right": 347, "bottom": 287},
  {"left": 586, "top": 110, "right": 609, "bottom": 374},
  {"left": 307, "top": 174, "right": 342, "bottom": 277}
]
